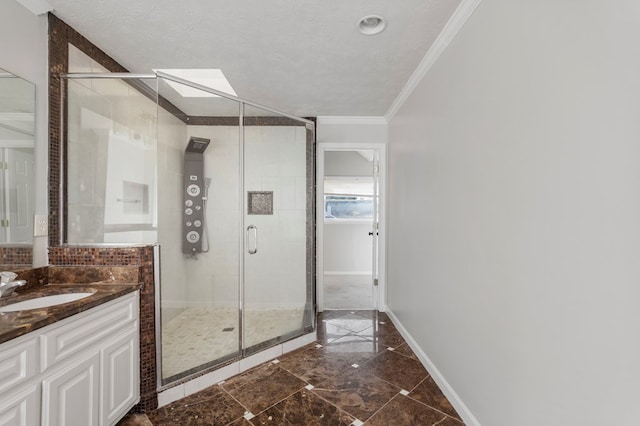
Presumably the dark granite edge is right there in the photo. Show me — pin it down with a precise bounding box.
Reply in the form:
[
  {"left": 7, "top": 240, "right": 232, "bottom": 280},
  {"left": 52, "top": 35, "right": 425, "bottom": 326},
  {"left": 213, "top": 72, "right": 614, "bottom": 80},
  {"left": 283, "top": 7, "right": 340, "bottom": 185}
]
[{"left": 0, "top": 283, "right": 141, "bottom": 345}]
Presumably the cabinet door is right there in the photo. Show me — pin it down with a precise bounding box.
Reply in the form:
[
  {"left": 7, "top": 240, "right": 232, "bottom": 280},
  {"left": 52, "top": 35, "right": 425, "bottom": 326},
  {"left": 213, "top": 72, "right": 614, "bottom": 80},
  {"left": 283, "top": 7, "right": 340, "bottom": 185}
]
[
  {"left": 42, "top": 352, "right": 100, "bottom": 426},
  {"left": 101, "top": 329, "right": 139, "bottom": 426},
  {"left": 0, "top": 337, "right": 37, "bottom": 395},
  {"left": 0, "top": 384, "right": 39, "bottom": 426}
]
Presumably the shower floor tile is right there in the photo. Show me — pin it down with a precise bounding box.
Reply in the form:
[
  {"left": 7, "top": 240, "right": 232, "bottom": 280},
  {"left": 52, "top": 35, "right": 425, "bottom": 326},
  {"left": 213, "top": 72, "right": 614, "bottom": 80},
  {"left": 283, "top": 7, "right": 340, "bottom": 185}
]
[
  {"left": 161, "top": 307, "right": 305, "bottom": 378},
  {"left": 122, "top": 310, "right": 464, "bottom": 426}
]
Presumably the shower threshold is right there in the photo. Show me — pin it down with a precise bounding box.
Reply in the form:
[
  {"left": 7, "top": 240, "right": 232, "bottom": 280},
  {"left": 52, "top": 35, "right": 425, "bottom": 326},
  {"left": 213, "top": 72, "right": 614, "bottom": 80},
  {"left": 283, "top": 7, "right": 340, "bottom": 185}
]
[{"left": 157, "top": 330, "right": 317, "bottom": 407}]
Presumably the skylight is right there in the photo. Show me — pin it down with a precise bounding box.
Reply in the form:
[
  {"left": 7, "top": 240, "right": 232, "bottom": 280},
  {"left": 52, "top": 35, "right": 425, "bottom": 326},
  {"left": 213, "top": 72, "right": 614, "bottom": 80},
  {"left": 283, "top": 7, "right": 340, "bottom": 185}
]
[{"left": 155, "top": 69, "right": 237, "bottom": 98}]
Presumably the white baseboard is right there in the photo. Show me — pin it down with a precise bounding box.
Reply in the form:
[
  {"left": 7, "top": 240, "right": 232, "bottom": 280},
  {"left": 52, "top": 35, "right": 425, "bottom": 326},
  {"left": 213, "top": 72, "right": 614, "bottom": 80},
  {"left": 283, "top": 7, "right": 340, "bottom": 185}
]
[{"left": 384, "top": 307, "right": 481, "bottom": 426}]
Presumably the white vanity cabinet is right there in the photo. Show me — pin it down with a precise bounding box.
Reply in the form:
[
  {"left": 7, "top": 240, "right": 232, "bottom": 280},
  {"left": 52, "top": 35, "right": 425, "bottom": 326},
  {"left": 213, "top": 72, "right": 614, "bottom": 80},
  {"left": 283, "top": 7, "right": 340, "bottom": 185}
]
[{"left": 0, "top": 291, "right": 139, "bottom": 426}]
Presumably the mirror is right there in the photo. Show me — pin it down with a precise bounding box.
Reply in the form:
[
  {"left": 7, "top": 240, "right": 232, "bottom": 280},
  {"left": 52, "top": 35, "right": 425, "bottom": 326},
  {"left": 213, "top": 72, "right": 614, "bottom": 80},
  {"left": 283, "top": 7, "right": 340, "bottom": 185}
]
[{"left": 0, "top": 67, "right": 35, "bottom": 264}]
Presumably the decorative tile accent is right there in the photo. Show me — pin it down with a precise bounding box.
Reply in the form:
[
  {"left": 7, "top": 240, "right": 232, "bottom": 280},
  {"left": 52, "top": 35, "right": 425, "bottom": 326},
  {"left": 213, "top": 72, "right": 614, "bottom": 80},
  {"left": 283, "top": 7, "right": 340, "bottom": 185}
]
[{"left": 247, "top": 191, "right": 273, "bottom": 215}]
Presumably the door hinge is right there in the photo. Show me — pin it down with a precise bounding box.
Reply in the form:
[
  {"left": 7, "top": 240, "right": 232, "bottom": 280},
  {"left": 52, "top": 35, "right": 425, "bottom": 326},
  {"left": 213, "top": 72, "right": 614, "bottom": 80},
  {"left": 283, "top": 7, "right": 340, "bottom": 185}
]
[
  {"left": 1, "top": 219, "right": 8, "bottom": 227},
  {"left": 373, "top": 278, "right": 379, "bottom": 287}
]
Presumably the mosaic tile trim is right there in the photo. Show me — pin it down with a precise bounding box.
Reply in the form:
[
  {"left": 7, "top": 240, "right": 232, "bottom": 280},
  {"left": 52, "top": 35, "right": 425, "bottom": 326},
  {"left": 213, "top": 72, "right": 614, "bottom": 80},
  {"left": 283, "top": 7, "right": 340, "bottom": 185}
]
[{"left": 0, "top": 246, "right": 33, "bottom": 269}]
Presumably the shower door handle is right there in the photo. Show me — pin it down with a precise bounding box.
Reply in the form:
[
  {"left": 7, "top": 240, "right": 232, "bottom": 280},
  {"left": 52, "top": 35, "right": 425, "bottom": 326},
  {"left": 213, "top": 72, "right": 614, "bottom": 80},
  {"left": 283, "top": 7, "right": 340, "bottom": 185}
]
[{"left": 247, "top": 225, "right": 258, "bottom": 254}]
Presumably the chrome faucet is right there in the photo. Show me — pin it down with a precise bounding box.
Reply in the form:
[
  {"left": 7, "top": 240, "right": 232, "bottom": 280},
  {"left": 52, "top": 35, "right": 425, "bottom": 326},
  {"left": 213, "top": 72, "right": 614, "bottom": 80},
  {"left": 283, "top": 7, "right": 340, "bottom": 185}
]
[{"left": 0, "top": 271, "right": 26, "bottom": 299}]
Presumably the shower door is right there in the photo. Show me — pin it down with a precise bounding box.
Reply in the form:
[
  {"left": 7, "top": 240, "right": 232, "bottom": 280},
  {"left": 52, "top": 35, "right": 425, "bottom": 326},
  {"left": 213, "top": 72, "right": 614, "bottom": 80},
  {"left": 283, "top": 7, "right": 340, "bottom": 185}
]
[
  {"left": 242, "top": 105, "right": 314, "bottom": 355},
  {"left": 156, "top": 76, "right": 242, "bottom": 384}
]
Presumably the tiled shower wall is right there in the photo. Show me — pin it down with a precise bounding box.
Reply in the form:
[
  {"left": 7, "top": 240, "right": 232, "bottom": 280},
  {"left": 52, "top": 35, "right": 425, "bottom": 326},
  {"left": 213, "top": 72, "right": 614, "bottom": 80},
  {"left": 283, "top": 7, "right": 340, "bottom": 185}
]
[{"left": 158, "top": 124, "right": 308, "bottom": 313}]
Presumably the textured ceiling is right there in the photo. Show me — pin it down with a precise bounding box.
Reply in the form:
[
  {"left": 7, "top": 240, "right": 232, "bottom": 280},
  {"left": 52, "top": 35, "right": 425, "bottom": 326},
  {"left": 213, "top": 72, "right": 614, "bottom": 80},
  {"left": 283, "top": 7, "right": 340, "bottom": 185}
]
[{"left": 48, "top": 0, "right": 462, "bottom": 117}]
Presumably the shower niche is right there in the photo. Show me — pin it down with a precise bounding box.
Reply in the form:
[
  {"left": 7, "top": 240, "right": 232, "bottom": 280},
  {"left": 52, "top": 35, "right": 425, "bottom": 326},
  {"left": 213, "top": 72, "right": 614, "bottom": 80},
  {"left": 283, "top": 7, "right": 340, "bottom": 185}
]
[{"left": 62, "top": 70, "right": 315, "bottom": 387}]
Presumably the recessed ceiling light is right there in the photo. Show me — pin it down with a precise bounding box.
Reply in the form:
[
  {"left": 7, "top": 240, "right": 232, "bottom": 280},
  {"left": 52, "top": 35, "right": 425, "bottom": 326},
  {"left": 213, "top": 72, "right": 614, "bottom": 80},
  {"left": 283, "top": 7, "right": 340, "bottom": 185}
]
[
  {"left": 154, "top": 69, "right": 237, "bottom": 98},
  {"left": 357, "top": 15, "right": 387, "bottom": 35}
]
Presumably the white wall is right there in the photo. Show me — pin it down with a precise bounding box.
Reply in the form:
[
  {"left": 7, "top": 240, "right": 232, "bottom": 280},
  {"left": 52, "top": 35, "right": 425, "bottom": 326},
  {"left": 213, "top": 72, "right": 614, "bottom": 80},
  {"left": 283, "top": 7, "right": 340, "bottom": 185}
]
[
  {"left": 0, "top": 1, "right": 48, "bottom": 265},
  {"left": 323, "top": 223, "right": 372, "bottom": 274},
  {"left": 324, "top": 151, "right": 373, "bottom": 176},
  {"left": 387, "top": 1, "right": 640, "bottom": 425},
  {"left": 317, "top": 117, "right": 387, "bottom": 145}
]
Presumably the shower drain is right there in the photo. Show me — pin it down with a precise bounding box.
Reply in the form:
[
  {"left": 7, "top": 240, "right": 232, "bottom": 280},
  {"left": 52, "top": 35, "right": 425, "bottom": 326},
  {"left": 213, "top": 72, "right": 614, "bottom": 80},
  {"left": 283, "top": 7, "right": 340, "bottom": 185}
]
[{"left": 222, "top": 327, "right": 235, "bottom": 332}]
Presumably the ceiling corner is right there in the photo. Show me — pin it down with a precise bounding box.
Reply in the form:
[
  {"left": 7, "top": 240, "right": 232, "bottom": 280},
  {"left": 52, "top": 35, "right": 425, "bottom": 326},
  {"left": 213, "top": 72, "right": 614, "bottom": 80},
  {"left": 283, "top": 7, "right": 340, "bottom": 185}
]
[{"left": 15, "top": 0, "right": 53, "bottom": 15}]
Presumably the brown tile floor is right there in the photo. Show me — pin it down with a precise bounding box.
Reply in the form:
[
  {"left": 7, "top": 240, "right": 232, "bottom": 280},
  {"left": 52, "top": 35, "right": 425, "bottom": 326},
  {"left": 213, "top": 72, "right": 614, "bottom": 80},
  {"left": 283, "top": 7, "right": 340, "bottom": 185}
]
[{"left": 119, "top": 310, "right": 464, "bottom": 426}]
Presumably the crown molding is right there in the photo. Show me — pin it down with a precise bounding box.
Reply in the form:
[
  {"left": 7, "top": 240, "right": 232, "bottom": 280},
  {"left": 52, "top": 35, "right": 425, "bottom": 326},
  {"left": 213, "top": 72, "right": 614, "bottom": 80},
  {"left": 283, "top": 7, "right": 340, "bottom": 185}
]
[
  {"left": 384, "top": 0, "right": 482, "bottom": 122},
  {"left": 317, "top": 116, "right": 387, "bottom": 126}
]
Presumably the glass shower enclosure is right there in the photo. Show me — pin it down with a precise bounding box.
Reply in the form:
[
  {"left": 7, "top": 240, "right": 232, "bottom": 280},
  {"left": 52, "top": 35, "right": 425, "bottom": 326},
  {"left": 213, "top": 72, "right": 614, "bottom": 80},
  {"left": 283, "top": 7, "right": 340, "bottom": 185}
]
[{"left": 62, "top": 70, "right": 315, "bottom": 387}]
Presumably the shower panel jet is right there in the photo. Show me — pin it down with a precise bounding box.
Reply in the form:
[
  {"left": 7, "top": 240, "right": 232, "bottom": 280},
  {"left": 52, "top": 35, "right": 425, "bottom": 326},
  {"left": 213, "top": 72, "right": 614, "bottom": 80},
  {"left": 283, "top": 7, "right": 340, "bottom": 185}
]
[{"left": 183, "top": 136, "right": 210, "bottom": 255}]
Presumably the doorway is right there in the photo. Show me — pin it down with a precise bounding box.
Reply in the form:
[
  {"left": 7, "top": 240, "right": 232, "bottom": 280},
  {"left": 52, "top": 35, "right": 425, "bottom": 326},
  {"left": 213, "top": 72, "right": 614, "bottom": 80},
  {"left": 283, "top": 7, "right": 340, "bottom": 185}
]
[{"left": 316, "top": 143, "right": 386, "bottom": 312}]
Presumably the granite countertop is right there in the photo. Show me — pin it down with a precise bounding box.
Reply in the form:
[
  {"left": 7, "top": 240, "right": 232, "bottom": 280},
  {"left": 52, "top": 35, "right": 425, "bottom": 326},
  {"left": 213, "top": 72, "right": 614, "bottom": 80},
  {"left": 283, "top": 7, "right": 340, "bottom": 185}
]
[{"left": 0, "top": 283, "right": 141, "bottom": 345}]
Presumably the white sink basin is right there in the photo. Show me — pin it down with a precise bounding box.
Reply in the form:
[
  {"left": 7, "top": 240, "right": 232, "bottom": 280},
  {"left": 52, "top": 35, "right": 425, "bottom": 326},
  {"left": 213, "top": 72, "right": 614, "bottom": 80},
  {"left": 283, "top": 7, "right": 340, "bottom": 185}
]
[{"left": 0, "top": 292, "right": 94, "bottom": 312}]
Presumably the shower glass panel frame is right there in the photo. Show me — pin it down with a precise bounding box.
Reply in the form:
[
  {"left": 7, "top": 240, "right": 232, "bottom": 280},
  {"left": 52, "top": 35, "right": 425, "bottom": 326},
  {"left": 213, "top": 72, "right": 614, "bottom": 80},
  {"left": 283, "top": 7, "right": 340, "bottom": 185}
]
[{"left": 60, "top": 72, "right": 316, "bottom": 388}]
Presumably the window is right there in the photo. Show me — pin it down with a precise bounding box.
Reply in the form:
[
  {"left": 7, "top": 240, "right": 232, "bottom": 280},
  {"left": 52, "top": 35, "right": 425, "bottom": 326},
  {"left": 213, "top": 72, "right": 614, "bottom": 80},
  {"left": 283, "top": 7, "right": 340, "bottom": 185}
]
[
  {"left": 324, "top": 195, "right": 373, "bottom": 219},
  {"left": 324, "top": 176, "right": 374, "bottom": 221}
]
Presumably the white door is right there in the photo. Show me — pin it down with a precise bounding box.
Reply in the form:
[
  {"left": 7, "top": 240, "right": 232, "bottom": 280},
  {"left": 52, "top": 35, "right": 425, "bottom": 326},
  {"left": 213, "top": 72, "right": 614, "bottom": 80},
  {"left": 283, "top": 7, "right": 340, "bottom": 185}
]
[
  {"left": 101, "top": 330, "right": 139, "bottom": 425},
  {"left": 317, "top": 144, "right": 386, "bottom": 312},
  {"left": 371, "top": 151, "right": 380, "bottom": 308},
  {"left": 42, "top": 352, "right": 100, "bottom": 426},
  {"left": 0, "top": 384, "right": 40, "bottom": 426},
  {"left": 6, "top": 148, "right": 34, "bottom": 243}
]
